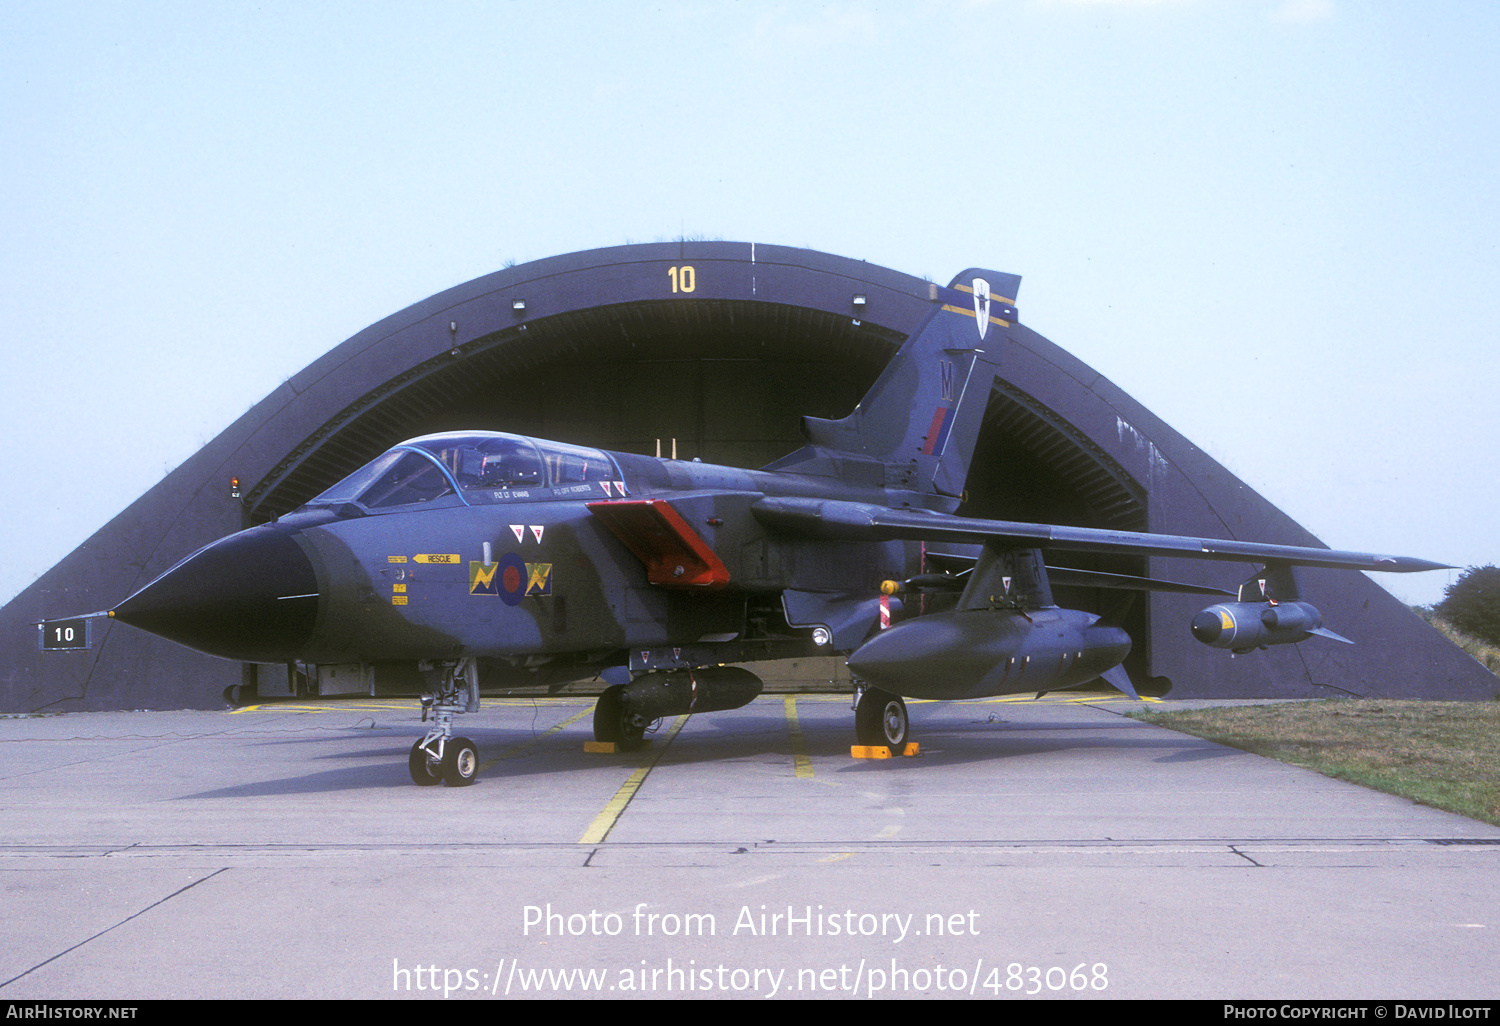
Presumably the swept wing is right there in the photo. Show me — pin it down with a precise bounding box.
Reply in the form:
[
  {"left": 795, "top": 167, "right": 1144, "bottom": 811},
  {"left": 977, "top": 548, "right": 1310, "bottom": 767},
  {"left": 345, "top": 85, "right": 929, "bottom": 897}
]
[{"left": 750, "top": 496, "right": 1449, "bottom": 574}]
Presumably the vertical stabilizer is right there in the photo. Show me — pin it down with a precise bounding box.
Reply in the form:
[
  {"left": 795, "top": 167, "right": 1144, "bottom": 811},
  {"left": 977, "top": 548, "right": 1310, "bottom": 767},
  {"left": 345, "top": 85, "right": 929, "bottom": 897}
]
[{"left": 767, "top": 269, "right": 1019, "bottom": 503}]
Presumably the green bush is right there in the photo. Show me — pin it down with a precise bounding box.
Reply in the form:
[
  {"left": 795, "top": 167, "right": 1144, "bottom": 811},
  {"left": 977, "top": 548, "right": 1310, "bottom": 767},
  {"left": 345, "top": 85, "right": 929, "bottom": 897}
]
[{"left": 1436, "top": 565, "right": 1500, "bottom": 648}]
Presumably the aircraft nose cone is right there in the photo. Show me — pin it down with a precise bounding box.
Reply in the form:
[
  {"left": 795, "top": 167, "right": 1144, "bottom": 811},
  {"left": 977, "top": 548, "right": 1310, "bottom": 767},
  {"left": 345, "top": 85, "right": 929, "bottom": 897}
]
[
  {"left": 112, "top": 525, "right": 319, "bottom": 662},
  {"left": 1190, "top": 608, "right": 1224, "bottom": 644}
]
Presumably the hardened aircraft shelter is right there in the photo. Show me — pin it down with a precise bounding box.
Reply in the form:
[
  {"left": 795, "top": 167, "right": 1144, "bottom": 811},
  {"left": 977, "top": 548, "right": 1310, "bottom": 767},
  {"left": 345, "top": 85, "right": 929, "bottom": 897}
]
[{"left": 3, "top": 242, "right": 1491, "bottom": 711}]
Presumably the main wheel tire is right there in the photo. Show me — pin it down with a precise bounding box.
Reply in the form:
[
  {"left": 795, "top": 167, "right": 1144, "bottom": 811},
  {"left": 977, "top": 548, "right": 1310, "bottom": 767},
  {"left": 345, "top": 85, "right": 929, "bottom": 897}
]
[
  {"left": 441, "top": 737, "right": 479, "bottom": 787},
  {"left": 855, "top": 688, "right": 909, "bottom": 751},
  {"left": 409, "top": 740, "right": 442, "bottom": 786},
  {"left": 594, "top": 685, "right": 646, "bottom": 752}
]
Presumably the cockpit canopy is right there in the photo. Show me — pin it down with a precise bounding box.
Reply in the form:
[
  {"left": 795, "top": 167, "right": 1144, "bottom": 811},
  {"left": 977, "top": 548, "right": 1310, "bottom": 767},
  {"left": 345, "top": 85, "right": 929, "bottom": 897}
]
[{"left": 300, "top": 431, "right": 622, "bottom": 512}]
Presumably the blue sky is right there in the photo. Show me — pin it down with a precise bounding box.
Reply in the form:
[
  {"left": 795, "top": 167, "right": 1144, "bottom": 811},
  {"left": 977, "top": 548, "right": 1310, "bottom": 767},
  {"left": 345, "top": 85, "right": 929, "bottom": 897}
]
[{"left": 2, "top": 1, "right": 1496, "bottom": 608}]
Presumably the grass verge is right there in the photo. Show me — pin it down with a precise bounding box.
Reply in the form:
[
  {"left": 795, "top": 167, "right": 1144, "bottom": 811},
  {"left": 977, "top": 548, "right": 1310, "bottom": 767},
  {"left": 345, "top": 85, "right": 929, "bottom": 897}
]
[
  {"left": 1428, "top": 619, "right": 1500, "bottom": 676},
  {"left": 1130, "top": 700, "right": 1500, "bottom": 827}
]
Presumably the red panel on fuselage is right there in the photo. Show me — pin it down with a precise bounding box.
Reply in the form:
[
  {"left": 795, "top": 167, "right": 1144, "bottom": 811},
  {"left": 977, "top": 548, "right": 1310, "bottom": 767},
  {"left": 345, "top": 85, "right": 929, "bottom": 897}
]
[{"left": 586, "top": 500, "right": 730, "bottom": 589}]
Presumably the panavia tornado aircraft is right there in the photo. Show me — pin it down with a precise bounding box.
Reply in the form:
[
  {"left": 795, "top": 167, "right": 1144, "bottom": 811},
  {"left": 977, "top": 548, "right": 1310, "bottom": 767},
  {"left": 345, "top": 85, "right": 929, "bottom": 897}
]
[{"left": 91, "top": 269, "right": 1447, "bottom": 786}]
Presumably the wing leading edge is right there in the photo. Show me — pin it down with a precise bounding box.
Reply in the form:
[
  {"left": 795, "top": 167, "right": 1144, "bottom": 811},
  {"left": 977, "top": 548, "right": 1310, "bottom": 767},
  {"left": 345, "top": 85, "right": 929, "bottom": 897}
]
[{"left": 750, "top": 496, "right": 1451, "bottom": 574}]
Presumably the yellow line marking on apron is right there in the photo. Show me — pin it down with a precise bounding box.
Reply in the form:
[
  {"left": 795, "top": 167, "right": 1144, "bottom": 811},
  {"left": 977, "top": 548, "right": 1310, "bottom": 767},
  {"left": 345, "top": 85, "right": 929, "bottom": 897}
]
[
  {"left": 784, "top": 696, "right": 814, "bottom": 779},
  {"left": 578, "top": 714, "right": 690, "bottom": 844},
  {"left": 479, "top": 707, "right": 593, "bottom": 771}
]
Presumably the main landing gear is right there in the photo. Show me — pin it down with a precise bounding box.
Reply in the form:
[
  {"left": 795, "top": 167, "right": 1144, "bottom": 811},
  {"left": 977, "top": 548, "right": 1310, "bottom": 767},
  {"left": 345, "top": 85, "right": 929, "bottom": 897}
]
[
  {"left": 853, "top": 682, "right": 909, "bottom": 751},
  {"left": 593, "top": 683, "right": 651, "bottom": 752},
  {"left": 589, "top": 666, "right": 763, "bottom": 752},
  {"left": 409, "top": 657, "right": 481, "bottom": 786}
]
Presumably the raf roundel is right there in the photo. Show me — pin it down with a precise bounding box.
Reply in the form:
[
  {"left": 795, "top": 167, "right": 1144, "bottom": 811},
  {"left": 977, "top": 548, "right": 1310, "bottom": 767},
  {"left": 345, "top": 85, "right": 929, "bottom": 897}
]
[{"left": 496, "top": 552, "right": 527, "bottom": 606}]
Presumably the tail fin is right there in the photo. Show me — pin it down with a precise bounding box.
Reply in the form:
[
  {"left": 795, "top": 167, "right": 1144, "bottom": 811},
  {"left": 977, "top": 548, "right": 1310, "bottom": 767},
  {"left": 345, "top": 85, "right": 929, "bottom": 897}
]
[{"left": 765, "top": 269, "right": 1019, "bottom": 504}]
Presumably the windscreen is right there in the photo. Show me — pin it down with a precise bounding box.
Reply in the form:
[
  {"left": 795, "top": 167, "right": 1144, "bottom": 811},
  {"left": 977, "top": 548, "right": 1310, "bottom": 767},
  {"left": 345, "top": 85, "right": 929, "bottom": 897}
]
[{"left": 300, "top": 431, "right": 619, "bottom": 512}]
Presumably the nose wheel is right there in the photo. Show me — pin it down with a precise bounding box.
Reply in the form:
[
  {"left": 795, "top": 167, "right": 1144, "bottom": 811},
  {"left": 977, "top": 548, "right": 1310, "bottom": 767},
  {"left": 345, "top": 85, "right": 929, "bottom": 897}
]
[
  {"left": 409, "top": 658, "right": 481, "bottom": 787},
  {"left": 441, "top": 737, "right": 478, "bottom": 786},
  {"left": 408, "top": 740, "right": 442, "bottom": 785}
]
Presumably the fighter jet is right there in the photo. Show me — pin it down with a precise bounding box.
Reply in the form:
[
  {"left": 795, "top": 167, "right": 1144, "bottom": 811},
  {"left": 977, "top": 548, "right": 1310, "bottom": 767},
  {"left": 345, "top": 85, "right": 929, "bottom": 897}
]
[{"left": 88, "top": 269, "right": 1447, "bottom": 786}]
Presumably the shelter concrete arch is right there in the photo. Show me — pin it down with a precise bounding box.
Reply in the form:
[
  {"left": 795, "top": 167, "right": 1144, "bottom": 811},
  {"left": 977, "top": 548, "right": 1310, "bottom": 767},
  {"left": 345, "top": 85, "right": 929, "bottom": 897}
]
[{"left": 3, "top": 242, "right": 1491, "bottom": 712}]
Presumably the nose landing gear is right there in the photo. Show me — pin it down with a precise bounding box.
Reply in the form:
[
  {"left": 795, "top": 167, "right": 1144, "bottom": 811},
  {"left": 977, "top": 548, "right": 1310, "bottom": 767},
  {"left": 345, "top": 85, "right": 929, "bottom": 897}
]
[{"left": 409, "top": 657, "right": 481, "bottom": 786}]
